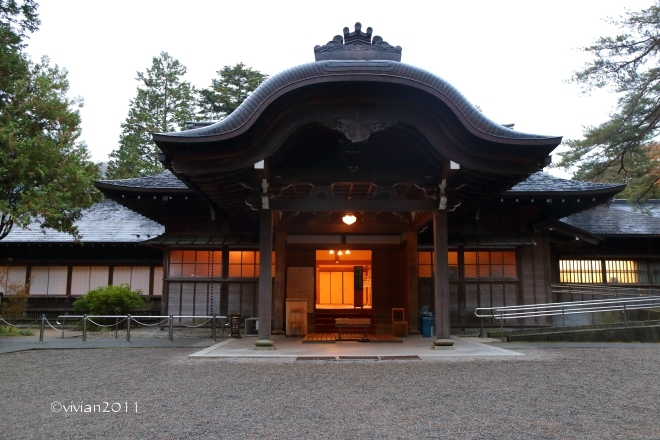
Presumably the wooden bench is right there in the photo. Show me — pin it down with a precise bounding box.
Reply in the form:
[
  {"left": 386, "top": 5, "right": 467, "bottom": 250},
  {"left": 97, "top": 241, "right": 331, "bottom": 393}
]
[{"left": 335, "top": 318, "right": 371, "bottom": 342}]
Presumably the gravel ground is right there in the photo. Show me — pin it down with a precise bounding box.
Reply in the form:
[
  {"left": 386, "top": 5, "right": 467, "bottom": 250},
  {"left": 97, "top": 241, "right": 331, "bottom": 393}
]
[
  {"left": 1, "top": 346, "right": 658, "bottom": 439},
  {"left": 85, "top": 326, "right": 216, "bottom": 339}
]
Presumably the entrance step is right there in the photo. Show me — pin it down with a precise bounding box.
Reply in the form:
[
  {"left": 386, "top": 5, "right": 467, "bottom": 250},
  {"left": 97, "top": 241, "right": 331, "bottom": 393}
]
[
  {"left": 302, "top": 332, "right": 402, "bottom": 343},
  {"left": 313, "top": 309, "right": 374, "bottom": 333}
]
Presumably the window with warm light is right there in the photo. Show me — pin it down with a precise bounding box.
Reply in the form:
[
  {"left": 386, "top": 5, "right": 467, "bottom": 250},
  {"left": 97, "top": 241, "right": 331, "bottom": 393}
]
[
  {"left": 417, "top": 251, "right": 458, "bottom": 278},
  {"left": 605, "top": 260, "right": 639, "bottom": 284},
  {"left": 228, "top": 251, "right": 275, "bottom": 278},
  {"left": 169, "top": 250, "right": 222, "bottom": 278},
  {"left": 559, "top": 260, "right": 603, "bottom": 283},
  {"left": 464, "top": 251, "right": 516, "bottom": 279}
]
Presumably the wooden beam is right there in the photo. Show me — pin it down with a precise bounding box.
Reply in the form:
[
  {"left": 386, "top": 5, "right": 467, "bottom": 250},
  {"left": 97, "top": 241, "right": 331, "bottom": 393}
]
[
  {"left": 271, "top": 198, "right": 436, "bottom": 212},
  {"left": 406, "top": 229, "right": 419, "bottom": 333},
  {"left": 273, "top": 229, "right": 286, "bottom": 334},
  {"left": 258, "top": 208, "right": 273, "bottom": 343},
  {"left": 411, "top": 211, "right": 434, "bottom": 231},
  {"left": 433, "top": 210, "right": 450, "bottom": 339}
]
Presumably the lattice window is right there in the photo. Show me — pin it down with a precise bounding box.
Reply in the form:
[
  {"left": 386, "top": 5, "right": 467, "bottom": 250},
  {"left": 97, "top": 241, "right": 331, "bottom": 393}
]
[
  {"left": 559, "top": 260, "right": 603, "bottom": 283},
  {"left": 464, "top": 251, "right": 516, "bottom": 279},
  {"left": 169, "top": 250, "right": 222, "bottom": 278},
  {"left": 71, "top": 266, "right": 109, "bottom": 295},
  {"left": 605, "top": 260, "right": 639, "bottom": 284},
  {"left": 29, "top": 266, "right": 67, "bottom": 295},
  {"left": 228, "top": 251, "right": 275, "bottom": 278},
  {"left": 417, "top": 252, "right": 458, "bottom": 278},
  {"left": 115, "top": 267, "right": 150, "bottom": 294}
]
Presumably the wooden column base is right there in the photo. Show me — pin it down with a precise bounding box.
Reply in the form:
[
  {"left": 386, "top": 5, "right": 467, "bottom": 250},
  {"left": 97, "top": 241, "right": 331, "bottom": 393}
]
[
  {"left": 254, "top": 339, "right": 275, "bottom": 350},
  {"left": 432, "top": 339, "right": 454, "bottom": 350}
]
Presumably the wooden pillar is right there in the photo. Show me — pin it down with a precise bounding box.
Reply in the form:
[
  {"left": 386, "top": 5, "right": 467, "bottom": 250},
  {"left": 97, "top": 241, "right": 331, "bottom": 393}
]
[
  {"left": 257, "top": 208, "right": 274, "bottom": 345},
  {"left": 433, "top": 210, "right": 450, "bottom": 339},
  {"left": 272, "top": 227, "right": 286, "bottom": 334},
  {"left": 406, "top": 229, "right": 420, "bottom": 333}
]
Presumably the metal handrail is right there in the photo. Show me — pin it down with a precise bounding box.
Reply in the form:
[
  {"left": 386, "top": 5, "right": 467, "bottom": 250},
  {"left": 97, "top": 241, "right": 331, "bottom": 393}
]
[
  {"left": 552, "top": 283, "right": 660, "bottom": 298},
  {"left": 475, "top": 296, "right": 660, "bottom": 342}
]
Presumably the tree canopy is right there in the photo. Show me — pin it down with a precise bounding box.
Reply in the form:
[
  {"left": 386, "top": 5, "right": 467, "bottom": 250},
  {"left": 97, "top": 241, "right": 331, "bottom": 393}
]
[
  {"left": 197, "top": 63, "right": 268, "bottom": 121},
  {"left": 106, "top": 52, "right": 196, "bottom": 179},
  {"left": 556, "top": 2, "right": 660, "bottom": 200},
  {"left": 0, "top": 1, "right": 100, "bottom": 240}
]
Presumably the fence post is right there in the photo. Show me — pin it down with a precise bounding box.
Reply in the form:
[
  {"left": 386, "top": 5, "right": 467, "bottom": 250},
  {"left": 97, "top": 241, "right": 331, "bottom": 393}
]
[
  {"left": 82, "top": 315, "right": 87, "bottom": 342},
  {"left": 212, "top": 314, "right": 217, "bottom": 342},
  {"left": 562, "top": 307, "right": 565, "bottom": 333},
  {"left": 623, "top": 304, "right": 627, "bottom": 328},
  {"left": 126, "top": 314, "right": 131, "bottom": 342},
  {"left": 61, "top": 317, "right": 65, "bottom": 339},
  {"left": 39, "top": 314, "right": 45, "bottom": 342},
  {"left": 169, "top": 315, "right": 173, "bottom": 342},
  {"left": 500, "top": 311, "right": 504, "bottom": 342},
  {"left": 115, "top": 317, "right": 118, "bottom": 339}
]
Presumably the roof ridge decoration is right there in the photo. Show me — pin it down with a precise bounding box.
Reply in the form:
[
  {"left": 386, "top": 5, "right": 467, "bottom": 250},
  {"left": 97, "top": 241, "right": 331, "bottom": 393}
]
[{"left": 314, "top": 22, "right": 402, "bottom": 62}]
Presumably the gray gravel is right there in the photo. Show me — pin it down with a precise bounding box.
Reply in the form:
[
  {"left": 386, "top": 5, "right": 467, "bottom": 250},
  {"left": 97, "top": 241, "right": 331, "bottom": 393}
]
[{"left": 1, "top": 346, "right": 658, "bottom": 439}]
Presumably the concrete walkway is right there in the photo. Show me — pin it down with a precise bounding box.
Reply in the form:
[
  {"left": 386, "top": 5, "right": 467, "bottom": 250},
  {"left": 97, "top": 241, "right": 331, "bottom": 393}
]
[
  {"left": 0, "top": 329, "right": 523, "bottom": 358},
  {"left": 189, "top": 335, "right": 522, "bottom": 359}
]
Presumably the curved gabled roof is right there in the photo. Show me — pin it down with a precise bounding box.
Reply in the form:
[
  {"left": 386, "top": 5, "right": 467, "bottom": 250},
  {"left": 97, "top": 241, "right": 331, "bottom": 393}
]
[{"left": 154, "top": 60, "right": 560, "bottom": 146}]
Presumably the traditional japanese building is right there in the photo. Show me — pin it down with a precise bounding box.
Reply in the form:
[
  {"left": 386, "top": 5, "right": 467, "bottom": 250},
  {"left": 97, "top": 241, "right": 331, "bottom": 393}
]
[{"left": 4, "top": 23, "right": 659, "bottom": 347}]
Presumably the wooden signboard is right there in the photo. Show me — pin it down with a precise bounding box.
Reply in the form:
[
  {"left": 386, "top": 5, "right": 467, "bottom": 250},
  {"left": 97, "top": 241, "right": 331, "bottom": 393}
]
[
  {"left": 286, "top": 267, "right": 315, "bottom": 310},
  {"left": 354, "top": 266, "right": 364, "bottom": 308}
]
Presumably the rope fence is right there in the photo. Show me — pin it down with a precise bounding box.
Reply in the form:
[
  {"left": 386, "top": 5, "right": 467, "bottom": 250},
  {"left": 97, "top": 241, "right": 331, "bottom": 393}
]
[{"left": 0, "top": 314, "right": 229, "bottom": 343}]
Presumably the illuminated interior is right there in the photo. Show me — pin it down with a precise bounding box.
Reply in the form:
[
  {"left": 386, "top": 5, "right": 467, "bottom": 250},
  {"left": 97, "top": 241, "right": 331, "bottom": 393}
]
[
  {"left": 316, "top": 250, "right": 372, "bottom": 309},
  {"left": 559, "top": 259, "right": 639, "bottom": 284}
]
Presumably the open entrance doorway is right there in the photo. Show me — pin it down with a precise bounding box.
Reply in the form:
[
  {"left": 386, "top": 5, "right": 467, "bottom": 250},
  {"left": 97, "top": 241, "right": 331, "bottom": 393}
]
[{"left": 315, "top": 250, "right": 372, "bottom": 309}]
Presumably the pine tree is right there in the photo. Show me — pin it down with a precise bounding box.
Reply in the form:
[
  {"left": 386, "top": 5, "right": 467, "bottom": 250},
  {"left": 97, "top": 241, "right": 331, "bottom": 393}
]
[
  {"left": 0, "top": 1, "right": 100, "bottom": 240},
  {"left": 107, "top": 52, "right": 196, "bottom": 179},
  {"left": 556, "top": 2, "right": 660, "bottom": 200},
  {"left": 197, "top": 63, "right": 268, "bottom": 121}
]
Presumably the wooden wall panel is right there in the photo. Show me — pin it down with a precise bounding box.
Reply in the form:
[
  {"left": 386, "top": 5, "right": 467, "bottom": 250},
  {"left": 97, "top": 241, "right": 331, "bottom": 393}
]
[{"left": 372, "top": 249, "right": 404, "bottom": 333}]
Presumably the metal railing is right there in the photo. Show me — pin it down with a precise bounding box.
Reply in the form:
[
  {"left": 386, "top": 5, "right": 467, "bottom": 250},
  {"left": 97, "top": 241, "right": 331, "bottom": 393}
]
[
  {"left": 0, "top": 314, "right": 228, "bottom": 343},
  {"left": 552, "top": 283, "right": 660, "bottom": 300},
  {"left": 475, "top": 296, "right": 660, "bottom": 342}
]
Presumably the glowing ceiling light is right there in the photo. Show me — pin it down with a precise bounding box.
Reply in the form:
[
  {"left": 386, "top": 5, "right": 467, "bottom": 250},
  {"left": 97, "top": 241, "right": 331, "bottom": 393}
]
[
  {"left": 329, "top": 250, "right": 335, "bottom": 254},
  {"left": 338, "top": 251, "right": 343, "bottom": 256},
  {"left": 345, "top": 250, "right": 351, "bottom": 255},
  {"left": 342, "top": 213, "right": 357, "bottom": 225}
]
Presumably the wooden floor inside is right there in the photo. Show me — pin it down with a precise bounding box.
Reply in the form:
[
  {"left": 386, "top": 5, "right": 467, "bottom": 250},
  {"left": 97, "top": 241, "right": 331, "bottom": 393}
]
[{"left": 302, "top": 333, "right": 403, "bottom": 343}]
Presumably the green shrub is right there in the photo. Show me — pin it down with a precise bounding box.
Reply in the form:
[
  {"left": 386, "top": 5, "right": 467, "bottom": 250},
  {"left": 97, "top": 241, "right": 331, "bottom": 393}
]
[
  {"left": 0, "top": 325, "right": 34, "bottom": 336},
  {"left": 0, "top": 273, "right": 30, "bottom": 318},
  {"left": 74, "top": 284, "right": 146, "bottom": 315}
]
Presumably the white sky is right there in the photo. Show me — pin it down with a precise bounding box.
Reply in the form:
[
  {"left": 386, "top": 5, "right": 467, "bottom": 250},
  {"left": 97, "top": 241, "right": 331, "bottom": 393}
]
[{"left": 25, "top": 0, "right": 652, "bottom": 177}]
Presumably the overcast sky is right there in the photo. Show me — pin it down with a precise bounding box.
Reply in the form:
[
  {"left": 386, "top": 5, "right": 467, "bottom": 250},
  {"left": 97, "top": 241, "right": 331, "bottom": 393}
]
[{"left": 25, "top": 0, "right": 653, "bottom": 177}]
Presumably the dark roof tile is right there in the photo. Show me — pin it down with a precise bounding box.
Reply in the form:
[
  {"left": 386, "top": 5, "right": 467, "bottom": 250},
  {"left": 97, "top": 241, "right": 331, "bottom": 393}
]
[
  {"left": 561, "top": 204, "right": 660, "bottom": 236},
  {"left": 610, "top": 199, "right": 660, "bottom": 219},
  {"left": 155, "top": 60, "right": 560, "bottom": 143},
  {"left": 98, "top": 170, "right": 188, "bottom": 190},
  {"left": 507, "top": 172, "right": 624, "bottom": 194},
  {"left": 3, "top": 200, "right": 164, "bottom": 243}
]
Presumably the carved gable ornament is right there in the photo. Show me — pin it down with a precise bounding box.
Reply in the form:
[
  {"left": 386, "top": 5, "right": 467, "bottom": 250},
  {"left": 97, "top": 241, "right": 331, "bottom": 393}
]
[
  {"left": 314, "top": 22, "right": 402, "bottom": 62},
  {"left": 320, "top": 118, "right": 397, "bottom": 143}
]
